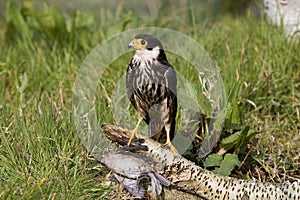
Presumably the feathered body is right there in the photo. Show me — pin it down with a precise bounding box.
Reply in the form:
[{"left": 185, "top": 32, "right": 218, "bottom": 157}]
[{"left": 126, "top": 34, "right": 177, "bottom": 142}]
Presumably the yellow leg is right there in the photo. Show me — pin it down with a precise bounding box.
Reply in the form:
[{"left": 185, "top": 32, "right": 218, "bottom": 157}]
[
  {"left": 127, "top": 118, "right": 142, "bottom": 146},
  {"left": 164, "top": 129, "right": 179, "bottom": 156}
]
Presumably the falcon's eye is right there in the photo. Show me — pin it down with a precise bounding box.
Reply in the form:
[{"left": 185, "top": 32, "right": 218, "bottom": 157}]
[{"left": 141, "top": 40, "right": 146, "bottom": 45}]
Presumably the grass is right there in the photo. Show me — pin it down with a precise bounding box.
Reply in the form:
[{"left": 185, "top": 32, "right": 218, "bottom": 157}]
[{"left": 0, "top": 0, "right": 299, "bottom": 199}]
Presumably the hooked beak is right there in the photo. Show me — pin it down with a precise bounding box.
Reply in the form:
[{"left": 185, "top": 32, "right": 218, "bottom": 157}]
[
  {"left": 128, "top": 39, "right": 145, "bottom": 50},
  {"left": 128, "top": 39, "right": 139, "bottom": 49},
  {"left": 128, "top": 41, "right": 135, "bottom": 49}
]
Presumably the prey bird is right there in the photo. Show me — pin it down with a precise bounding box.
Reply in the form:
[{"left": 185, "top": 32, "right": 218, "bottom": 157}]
[
  {"left": 98, "top": 150, "right": 170, "bottom": 198},
  {"left": 126, "top": 34, "right": 178, "bottom": 154}
]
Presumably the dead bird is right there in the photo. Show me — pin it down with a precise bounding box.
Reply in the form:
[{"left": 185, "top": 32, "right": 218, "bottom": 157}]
[{"left": 98, "top": 150, "right": 170, "bottom": 198}]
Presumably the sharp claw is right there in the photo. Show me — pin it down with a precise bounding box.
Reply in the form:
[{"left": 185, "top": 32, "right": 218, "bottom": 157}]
[
  {"left": 127, "top": 133, "right": 135, "bottom": 146},
  {"left": 171, "top": 147, "right": 179, "bottom": 156},
  {"left": 127, "top": 129, "right": 139, "bottom": 146},
  {"left": 164, "top": 141, "right": 179, "bottom": 156}
]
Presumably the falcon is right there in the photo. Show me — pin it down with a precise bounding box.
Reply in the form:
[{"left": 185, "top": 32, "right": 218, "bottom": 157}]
[{"left": 126, "top": 34, "right": 178, "bottom": 154}]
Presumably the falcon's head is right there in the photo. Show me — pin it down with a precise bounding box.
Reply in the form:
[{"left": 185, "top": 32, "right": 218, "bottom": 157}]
[{"left": 128, "top": 34, "right": 166, "bottom": 62}]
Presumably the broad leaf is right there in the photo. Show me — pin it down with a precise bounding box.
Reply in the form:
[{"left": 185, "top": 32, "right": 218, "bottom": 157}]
[
  {"left": 214, "top": 153, "right": 240, "bottom": 176},
  {"left": 203, "top": 154, "right": 222, "bottom": 168}
]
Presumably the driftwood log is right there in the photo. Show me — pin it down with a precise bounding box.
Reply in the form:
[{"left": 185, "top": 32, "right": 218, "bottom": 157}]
[{"left": 101, "top": 124, "right": 300, "bottom": 200}]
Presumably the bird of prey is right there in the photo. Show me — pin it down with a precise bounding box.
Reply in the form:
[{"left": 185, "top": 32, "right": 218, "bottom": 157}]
[{"left": 126, "top": 34, "right": 178, "bottom": 154}]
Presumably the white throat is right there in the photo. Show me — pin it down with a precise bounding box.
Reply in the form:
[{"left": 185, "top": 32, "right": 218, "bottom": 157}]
[{"left": 133, "top": 46, "right": 160, "bottom": 64}]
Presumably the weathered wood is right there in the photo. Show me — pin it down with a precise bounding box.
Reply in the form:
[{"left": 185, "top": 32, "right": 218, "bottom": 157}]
[{"left": 101, "top": 123, "right": 300, "bottom": 200}]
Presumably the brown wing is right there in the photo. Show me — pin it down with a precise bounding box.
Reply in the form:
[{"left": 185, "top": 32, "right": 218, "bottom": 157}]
[{"left": 148, "top": 65, "right": 177, "bottom": 140}]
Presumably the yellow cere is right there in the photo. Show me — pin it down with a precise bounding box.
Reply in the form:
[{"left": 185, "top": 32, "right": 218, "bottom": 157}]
[{"left": 132, "top": 39, "right": 148, "bottom": 50}]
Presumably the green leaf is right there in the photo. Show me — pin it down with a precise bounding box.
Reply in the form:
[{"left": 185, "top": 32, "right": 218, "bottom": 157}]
[
  {"left": 235, "top": 126, "right": 250, "bottom": 149},
  {"left": 225, "top": 81, "right": 243, "bottom": 130},
  {"left": 214, "top": 153, "right": 240, "bottom": 176},
  {"left": 231, "top": 101, "right": 241, "bottom": 128},
  {"left": 224, "top": 101, "right": 241, "bottom": 130},
  {"left": 221, "top": 125, "right": 252, "bottom": 152},
  {"left": 221, "top": 131, "right": 241, "bottom": 150},
  {"left": 203, "top": 154, "right": 223, "bottom": 168}
]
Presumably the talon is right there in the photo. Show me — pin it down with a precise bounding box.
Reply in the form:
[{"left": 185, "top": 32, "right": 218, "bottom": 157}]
[
  {"left": 126, "top": 119, "right": 143, "bottom": 146},
  {"left": 164, "top": 140, "right": 179, "bottom": 156},
  {"left": 127, "top": 129, "right": 139, "bottom": 146},
  {"left": 164, "top": 130, "right": 179, "bottom": 155}
]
